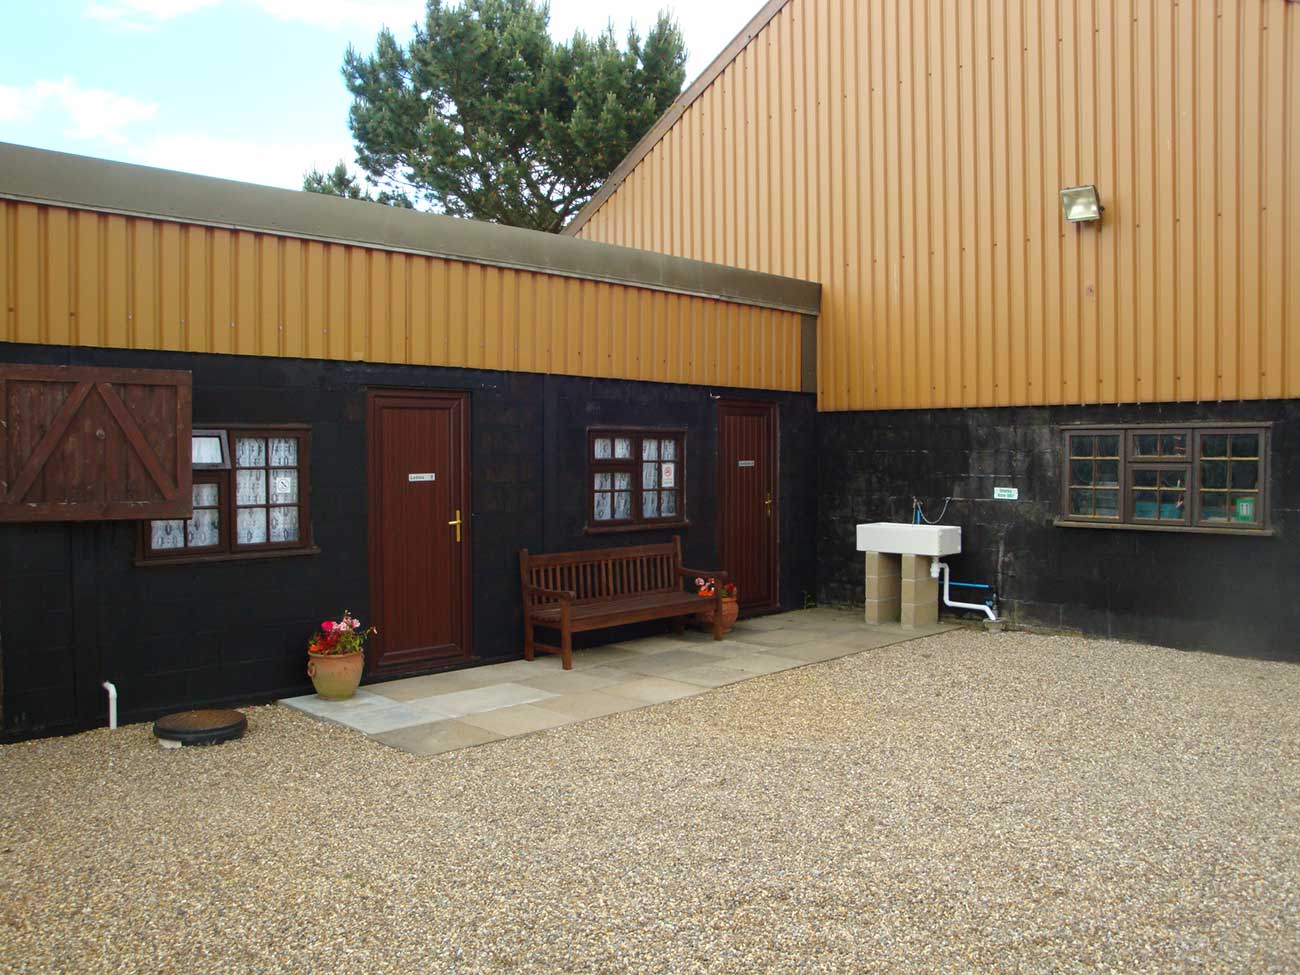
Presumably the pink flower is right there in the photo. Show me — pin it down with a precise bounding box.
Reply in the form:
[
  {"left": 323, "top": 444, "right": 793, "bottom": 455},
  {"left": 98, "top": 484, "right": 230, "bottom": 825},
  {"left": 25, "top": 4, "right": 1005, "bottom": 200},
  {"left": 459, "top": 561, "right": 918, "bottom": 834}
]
[
  {"left": 321, "top": 621, "right": 335, "bottom": 632},
  {"left": 695, "top": 577, "right": 704, "bottom": 587}
]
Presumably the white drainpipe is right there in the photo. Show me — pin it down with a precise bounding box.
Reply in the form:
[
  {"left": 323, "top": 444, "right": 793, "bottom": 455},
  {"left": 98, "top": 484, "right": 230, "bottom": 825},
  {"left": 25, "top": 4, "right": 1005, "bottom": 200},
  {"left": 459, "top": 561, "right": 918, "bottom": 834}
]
[
  {"left": 102, "top": 681, "right": 118, "bottom": 730},
  {"left": 930, "top": 560, "right": 998, "bottom": 622}
]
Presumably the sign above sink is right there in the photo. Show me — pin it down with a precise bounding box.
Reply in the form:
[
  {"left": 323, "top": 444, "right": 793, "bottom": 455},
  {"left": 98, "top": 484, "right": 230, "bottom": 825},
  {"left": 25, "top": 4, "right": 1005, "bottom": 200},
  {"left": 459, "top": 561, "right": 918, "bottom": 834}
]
[{"left": 856, "top": 522, "right": 961, "bottom": 557}]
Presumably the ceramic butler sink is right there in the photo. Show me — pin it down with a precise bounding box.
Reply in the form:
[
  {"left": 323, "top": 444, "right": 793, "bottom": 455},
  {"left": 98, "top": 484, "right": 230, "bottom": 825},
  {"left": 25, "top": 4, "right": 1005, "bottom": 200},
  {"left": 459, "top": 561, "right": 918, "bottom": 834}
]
[{"left": 855, "top": 522, "right": 961, "bottom": 557}]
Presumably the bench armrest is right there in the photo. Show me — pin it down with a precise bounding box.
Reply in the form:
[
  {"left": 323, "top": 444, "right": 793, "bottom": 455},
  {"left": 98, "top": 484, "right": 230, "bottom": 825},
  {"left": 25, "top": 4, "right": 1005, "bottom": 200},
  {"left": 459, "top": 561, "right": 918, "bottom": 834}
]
[{"left": 678, "top": 566, "right": 728, "bottom": 581}]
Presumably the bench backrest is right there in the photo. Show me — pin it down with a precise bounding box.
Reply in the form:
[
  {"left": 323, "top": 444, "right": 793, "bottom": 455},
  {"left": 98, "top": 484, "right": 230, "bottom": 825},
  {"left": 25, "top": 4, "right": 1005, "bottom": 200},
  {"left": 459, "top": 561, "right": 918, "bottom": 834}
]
[{"left": 520, "top": 538, "right": 683, "bottom": 605}]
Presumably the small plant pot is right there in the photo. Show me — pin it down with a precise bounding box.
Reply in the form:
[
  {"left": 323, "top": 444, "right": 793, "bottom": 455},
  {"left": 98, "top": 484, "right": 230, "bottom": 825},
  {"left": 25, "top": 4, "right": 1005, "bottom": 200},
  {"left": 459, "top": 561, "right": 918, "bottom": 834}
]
[
  {"left": 694, "top": 596, "right": 740, "bottom": 635},
  {"left": 307, "top": 650, "right": 365, "bottom": 700}
]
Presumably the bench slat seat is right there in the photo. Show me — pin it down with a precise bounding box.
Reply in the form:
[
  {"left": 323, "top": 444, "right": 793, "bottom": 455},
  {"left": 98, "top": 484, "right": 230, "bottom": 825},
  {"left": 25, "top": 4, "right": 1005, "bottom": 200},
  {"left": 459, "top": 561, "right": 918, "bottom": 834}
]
[
  {"left": 528, "top": 591, "right": 706, "bottom": 628},
  {"left": 518, "top": 537, "right": 727, "bottom": 670}
]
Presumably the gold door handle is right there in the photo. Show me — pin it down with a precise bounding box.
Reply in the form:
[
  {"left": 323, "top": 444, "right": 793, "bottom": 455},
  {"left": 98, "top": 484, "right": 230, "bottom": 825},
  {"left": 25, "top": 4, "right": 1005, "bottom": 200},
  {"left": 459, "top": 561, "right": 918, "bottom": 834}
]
[
  {"left": 765, "top": 493, "right": 773, "bottom": 518},
  {"left": 448, "top": 509, "right": 463, "bottom": 542}
]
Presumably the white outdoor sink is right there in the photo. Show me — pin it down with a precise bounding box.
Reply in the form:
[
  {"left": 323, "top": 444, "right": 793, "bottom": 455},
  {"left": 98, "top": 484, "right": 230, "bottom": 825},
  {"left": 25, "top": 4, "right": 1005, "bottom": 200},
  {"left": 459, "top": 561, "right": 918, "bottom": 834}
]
[{"left": 856, "top": 522, "right": 961, "bottom": 557}]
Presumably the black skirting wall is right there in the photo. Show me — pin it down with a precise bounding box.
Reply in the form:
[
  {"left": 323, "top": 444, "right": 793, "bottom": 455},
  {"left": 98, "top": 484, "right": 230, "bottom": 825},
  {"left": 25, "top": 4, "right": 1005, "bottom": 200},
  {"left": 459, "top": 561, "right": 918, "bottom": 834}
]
[
  {"left": 818, "top": 399, "right": 1300, "bottom": 661},
  {"left": 1, "top": 343, "right": 816, "bottom": 738}
]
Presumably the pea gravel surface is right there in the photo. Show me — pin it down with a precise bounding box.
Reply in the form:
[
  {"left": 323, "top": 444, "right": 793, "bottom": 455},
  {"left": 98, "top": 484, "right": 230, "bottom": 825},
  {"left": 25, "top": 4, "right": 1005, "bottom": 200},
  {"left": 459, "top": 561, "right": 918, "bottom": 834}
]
[{"left": 2, "top": 629, "right": 1297, "bottom": 975}]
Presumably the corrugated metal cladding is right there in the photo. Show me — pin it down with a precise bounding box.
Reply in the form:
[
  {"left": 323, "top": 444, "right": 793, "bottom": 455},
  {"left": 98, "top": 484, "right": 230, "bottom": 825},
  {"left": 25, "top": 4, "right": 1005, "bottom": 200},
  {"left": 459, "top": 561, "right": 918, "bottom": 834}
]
[
  {"left": 0, "top": 201, "right": 804, "bottom": 392},
  {"left": 573, "top": 0, "right": 1300, "bottom": 413}
]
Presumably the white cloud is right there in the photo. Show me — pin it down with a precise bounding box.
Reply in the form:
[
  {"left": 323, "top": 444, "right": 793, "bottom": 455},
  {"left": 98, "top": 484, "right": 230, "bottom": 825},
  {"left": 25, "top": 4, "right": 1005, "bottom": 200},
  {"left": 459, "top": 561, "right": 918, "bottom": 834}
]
[
  {"left": 86, "top": 0, "right": 420, "bottom": 30},
  {"left": 86, "top": 0, "right": 215, "bottom": 23},
  {"left": 0, "top": 78, "right": 157, "bottom": 144},
  {"left": 126, "top": 132, "right": 358, "bottom": 190}
]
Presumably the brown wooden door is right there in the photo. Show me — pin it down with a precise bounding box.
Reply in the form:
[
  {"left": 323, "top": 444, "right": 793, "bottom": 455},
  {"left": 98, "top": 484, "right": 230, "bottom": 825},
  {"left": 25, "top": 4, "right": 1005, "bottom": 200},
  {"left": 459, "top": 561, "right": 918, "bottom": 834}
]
[
  {"left": 368, "top": 390, "right": 471, "bottom": 674},
  {"left": 717, "top": 400, "right": 778, "bottom": 613}
]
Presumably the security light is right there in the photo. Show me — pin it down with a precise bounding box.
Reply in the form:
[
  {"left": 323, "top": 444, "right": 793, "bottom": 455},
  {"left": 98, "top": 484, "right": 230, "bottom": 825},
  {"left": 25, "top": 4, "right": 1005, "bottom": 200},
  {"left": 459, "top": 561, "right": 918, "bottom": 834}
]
[{"left": 1060, "top": 185, "right": 1103, "bottom": 223}]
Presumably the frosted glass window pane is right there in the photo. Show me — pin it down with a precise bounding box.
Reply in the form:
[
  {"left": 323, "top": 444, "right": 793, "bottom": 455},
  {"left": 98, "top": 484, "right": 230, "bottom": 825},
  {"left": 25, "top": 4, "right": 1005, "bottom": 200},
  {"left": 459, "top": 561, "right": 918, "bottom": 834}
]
[
  {"left": 151, "top": 520, "right": 185, "bottom": 550},
  {"left": 642, "top": 491, "right": 659, "bottom": 518},
  {"left": 193, "top": 483, "right": 219, "bottom": 507},
  {"left": 593, "top": 438, "right": 612, "bottom": 459},
  {"left": 268, "top": 437, "right": 298, "bottom": 467},
  {"left": 642, "top": 463, "right": 659, "bottom": 488},
  {"left": 236, "top": 469, "right": 267, "bottom": 505},
  {"left": 594, "top": 473, "right": 612, "bottom": 491},
  {"left": 269, "top": 469, "right": 298, "bottom": 504},
  {"left": 269, "top": 506, "right": 299, "bottom": 543},
  {"left": 643, "top": 439, "right": 659, "bottom": 461},
  {"left": 614, "top": 492, "right": 632, "bottom": 519},
  {"left": 187, "top": 508, "right": 219, "bottom": 547},
  {"left": 661, "top": 439, "right": 676, "bottom": 461},
  {"left": 614, "top": 438, "right": 632, "bottom": 459},
  {"left": 594, "top": 493, "right": 612, "bottom": 521},
  {"left": 614, "top": 472, "right": 631, "bottom": 491},
  {"left": 236, "top": 437, "right": 266, "bottom": 468},
  {"left": 237, "top": 507, "right": 268, "bottom": 544},
  {"left": 661, "top": 491, "right": 677, "bottom": 516},
  {"left": 192, "top": 436, "right": 224, "bottom": 466}
]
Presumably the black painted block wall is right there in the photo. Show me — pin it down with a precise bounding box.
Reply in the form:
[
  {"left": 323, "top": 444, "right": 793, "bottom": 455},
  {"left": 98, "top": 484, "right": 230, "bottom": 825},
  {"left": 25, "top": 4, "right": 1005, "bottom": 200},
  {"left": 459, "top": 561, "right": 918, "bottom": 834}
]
[
  {"left": 818, "top": 400, "right": 1300, "bottom": 660},
  {"left": 1, "top": 343, "right": 816, "bottom": 738}
]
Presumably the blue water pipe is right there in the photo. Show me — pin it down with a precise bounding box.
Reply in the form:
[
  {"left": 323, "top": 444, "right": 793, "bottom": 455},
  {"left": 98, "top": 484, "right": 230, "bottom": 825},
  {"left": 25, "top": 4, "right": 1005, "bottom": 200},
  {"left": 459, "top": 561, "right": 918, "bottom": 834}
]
[{"left": 912, "top": 495, "right": 999, "bottom": 618}]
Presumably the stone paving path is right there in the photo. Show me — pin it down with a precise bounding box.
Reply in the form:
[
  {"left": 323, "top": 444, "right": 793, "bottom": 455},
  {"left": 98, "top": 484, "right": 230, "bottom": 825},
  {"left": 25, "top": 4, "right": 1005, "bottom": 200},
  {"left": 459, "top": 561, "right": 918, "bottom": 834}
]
[{"left": 281, "top": 608, "right": 954, "bottom": 754}]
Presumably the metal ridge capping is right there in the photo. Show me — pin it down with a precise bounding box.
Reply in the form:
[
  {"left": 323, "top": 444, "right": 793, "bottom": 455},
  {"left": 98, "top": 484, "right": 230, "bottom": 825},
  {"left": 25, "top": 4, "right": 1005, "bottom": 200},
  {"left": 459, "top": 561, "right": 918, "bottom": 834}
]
[{"left": 0, "top": 141, "right": 820, "bottom": 316}]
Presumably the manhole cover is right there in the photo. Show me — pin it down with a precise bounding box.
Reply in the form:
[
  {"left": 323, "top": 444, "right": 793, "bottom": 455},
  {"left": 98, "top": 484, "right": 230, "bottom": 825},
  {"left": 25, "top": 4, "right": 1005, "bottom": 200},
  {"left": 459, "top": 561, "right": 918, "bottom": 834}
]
[{"left": 154, "top": 709, "right": 247, "bottom": 747}]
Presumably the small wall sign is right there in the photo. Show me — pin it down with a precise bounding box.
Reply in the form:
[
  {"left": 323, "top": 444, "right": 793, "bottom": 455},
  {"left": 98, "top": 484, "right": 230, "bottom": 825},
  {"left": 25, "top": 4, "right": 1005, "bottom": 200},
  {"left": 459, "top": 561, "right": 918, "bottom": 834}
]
[
  {"left": 737, "top": 460, "right": 756, "bottom": 468},
  {"left": 993, "top": 486, "right": 1019, "bottom": 501},
  {"left": 408, "top": 473, "right": 436, "bottom": 483},
  {"left": 661, "top": 462, "right": 676, "bottom": 488},
  {"left": 1236, "top": 498, "right": 1255, "bottom": 522}
]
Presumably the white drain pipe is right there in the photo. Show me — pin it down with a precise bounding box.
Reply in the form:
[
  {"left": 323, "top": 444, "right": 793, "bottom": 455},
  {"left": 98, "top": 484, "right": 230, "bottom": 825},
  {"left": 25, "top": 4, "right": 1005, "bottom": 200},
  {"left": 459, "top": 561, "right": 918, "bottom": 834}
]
[
  {"left": 102, "top": 681, "right": 118, "bottom": 729},
  {"left": 930, "top": 560, "right": 998, "bottom": 622}
]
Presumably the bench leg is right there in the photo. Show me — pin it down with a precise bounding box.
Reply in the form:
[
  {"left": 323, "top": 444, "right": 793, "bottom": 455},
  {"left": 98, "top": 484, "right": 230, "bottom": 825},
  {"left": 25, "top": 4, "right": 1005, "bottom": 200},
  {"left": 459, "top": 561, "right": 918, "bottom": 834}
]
[
  {"left": 523, "top": 616, "right": 535, "bottom": 661},
  {"left": 561, "top": 624, "right": 573, "bottom": 671},
  {"left": 712, "top": 596, "right": 723, "bottom": 641}
]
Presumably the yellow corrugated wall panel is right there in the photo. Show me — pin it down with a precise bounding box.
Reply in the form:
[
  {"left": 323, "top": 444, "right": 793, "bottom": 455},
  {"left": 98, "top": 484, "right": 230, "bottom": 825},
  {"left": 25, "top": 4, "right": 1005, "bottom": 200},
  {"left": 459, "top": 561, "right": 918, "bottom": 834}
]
[
  {"left": 0, "top": 202, "right": 801, "bottom": 392},
  {"left": 575, "top": 0, "right": 1300, "bottom": 412}
]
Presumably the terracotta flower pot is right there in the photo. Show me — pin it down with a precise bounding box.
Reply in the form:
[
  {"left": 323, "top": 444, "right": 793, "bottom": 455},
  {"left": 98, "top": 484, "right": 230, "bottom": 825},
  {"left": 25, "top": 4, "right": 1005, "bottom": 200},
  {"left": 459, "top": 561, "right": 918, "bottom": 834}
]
[
  {"left": 695, "top": 596, "right": 740, "bottom": 635},
  {"left": 307, "top": 650, "right": 365, "bottom": 700}
]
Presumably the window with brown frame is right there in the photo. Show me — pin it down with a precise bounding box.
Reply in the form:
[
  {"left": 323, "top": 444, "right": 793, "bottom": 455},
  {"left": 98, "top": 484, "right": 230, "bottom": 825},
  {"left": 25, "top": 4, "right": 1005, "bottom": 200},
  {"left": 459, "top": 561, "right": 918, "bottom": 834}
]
[
  {"left": 1059, "top": 424, "right": 1269, "bottom": 533},
  {"left": 141, "top": 426, "right": 314, "bottom": 562},
  {"left": 587, "top": 429, "right": 686, "bottom": 531}
]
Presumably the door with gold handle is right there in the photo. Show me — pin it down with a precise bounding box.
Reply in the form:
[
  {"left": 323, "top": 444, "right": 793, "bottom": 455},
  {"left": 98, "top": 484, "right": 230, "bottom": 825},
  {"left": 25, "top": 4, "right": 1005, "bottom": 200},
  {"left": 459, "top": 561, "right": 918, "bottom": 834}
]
[{"left": 448, "top": 508, "right": 463, "bottom": 542}]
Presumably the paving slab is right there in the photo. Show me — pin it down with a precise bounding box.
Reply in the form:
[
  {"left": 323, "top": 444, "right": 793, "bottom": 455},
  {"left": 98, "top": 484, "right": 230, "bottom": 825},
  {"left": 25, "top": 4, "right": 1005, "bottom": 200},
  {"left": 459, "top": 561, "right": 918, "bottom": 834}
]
[
  {"left": 372, "top": 719, "right": 504, "bottom": 756},
  {"left": 421, "top": 682, "right": 558, "bottom": 717},
  {"left": 732, "top": 627, "right": 833, "bottom": 648},
  {"left": 601, "top": 677, "right": 704, "bottom": 704},
  {"left": 530, "top": 690, "right": 636, "bottom": 720},
  {"left": 513, "top": 668, "right": 635, "bottom": 694},
  {"left": 669, "top": 663, "right": 756, "bottom": 688},
  {"left": 367, "top": 669, "right": 503, "bottom": 701},
  {"left": 459, "top": 704, "right": 576, "bottom": 737}
]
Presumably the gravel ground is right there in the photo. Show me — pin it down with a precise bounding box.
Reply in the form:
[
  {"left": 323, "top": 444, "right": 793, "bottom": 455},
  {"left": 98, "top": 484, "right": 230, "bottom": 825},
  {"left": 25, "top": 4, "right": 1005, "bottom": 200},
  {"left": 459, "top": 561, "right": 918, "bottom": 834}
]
[{"left": 2, "top": 629, "right": 1297, "bottom": 975}]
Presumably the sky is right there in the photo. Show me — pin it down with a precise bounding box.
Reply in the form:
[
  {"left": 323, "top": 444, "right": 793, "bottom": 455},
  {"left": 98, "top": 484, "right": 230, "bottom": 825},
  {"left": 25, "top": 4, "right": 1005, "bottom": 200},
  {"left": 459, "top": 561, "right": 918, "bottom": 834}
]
[{"left": 0, "top": 1, "right": 757, "bottom": 190}]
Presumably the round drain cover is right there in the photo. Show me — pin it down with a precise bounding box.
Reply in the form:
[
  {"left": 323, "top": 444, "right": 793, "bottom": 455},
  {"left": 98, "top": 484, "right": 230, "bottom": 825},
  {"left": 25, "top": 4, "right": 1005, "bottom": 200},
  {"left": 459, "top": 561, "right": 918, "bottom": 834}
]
[{"left": 153, "top": 708, "right": 247, "bottom": 746}]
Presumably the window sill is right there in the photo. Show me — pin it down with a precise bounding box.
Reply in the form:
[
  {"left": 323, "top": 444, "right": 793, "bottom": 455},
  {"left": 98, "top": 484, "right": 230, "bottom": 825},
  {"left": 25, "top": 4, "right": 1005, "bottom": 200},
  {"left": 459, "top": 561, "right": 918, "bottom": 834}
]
[
  {"left": 135, "top": 545, "right": 321, "bottom": 568},
  {"left": 585, "top": 519, "right": 691, "bottom": 536},
  {"left": 1053, "top": 519, "right": 1273, "bottom": 538}
]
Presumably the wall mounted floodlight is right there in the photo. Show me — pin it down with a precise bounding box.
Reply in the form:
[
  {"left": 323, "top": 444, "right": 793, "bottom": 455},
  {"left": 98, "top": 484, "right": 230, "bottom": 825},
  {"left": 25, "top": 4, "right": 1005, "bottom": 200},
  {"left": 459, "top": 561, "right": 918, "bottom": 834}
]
[{"left": 1060, "top": 185, "right": 1103, "bottom": 223}]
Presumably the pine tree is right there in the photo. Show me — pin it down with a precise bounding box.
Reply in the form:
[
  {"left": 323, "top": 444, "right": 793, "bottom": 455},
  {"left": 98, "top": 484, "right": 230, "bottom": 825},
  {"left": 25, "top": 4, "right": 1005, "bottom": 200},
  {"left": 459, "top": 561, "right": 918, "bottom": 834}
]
[{"left": 304, "top": 0, "right": 686, "bottom": 232}]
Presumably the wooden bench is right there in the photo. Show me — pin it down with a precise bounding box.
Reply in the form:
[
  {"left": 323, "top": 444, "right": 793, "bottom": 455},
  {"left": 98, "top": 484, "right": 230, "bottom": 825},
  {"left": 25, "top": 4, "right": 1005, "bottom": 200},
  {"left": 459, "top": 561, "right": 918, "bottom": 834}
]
[{"left": 518, "top": 538, "right": 728, "bottom": 670}]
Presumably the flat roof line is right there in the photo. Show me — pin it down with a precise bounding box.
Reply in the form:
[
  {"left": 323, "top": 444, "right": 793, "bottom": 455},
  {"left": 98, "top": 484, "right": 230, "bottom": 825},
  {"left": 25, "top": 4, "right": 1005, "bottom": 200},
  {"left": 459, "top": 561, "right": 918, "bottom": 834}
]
[{"left": 0, "top": 141, "right": 820, "bottom": 317}]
